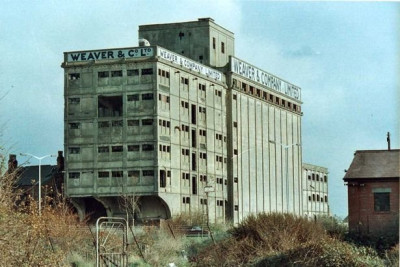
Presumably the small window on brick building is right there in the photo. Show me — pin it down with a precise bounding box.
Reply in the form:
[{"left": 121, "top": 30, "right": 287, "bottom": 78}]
[{"left": 374, "top": 192, "right": 390, "bottom": 212}]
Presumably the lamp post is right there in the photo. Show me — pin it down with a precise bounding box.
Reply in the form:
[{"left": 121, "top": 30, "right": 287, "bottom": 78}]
[
  {"left": 269, "top": 141, "right": 301, "bottom": 212},
  {"left": 20, "top": 153, "right": 55, "bottom": 215}
]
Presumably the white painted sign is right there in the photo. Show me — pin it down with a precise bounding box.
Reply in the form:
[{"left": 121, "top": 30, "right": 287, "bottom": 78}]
[
  {"left": 231, "top": 57, "right": 301, "bottom": 101},
  {"left": 158, "top": 48, "right": 222, "bottom": 81},
  {"left": 66, "top": 47, "right": 154, "bottom": 62}
]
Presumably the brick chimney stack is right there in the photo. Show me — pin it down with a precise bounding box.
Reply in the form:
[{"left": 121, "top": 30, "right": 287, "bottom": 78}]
[
  {"left": 7, "top": 154, "right": 18, "bottom": 173},
  {"left": 57, "top": 151, "right": 64, "bottom": 172}
]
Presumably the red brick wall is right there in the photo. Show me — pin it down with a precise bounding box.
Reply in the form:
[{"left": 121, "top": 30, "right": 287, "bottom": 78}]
[{"left": 347, "top": 179, "right": 399, "bottom": 237}]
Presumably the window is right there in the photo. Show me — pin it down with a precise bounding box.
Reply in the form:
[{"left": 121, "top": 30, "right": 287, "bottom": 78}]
[
  {"left": 127, "top": 94, "right": 139, "bottom": 101},
  {"left": 128, "top": 170, "right": 139, "bottom": 178},
  {"left": 234, "top": 177, "right": 238, "bottom": 183},
  {"left": 128, "top": 145, "right": 139, "bottom": 151},
  {"left": 112, "top": 120, "right": 123, "bottom": 127},
  {"left": 158, "top": 94, "right": 170, "bottom": 103},
  {"left": 69, "top": 73, "right": 80, "bottom": 80},
  {"left": 128, "top": 120, "right": 139, "bottom": 126},
  {"left": 199, "top": 129, "right": 206, "bottom": 137},
  {"left": 98, "top": 121, "right": 110, "bottom": 128},
  {"left": 98, "top": 171, "right": 109, "bottom": 178},
  {"left": 215, "top": 90, "right": 222, "bottom": 97},
  {"left": 68, "top": 98, "right": 80, "bottom": 104},
  {"left": 200, "top": 175, "right": 207, "bottom": 182},
  {"left": 98, "top": 95, "right": 122, "bottom": 117},
  {"left": 181, "top": 77, "right": 189, "bottom": 85},
  {"left": 234, "top": 149, "right": 238, "bottom": 155},
  {"left": 212, "top": 37, "right": 216, "bottom": 49},
  {"left": 142, "top": 119, "right": 153, "bottom": 126},
  {"left": 199, "top": 152, "right": 207, "bottom": 160},
  {"left": 221, "top": 42, "right": 225, "bottom": 53},
  {"left": 69, "top": 123, "right": 80, "bottom": 129},
  {"left": 112, "top": 171, "right": 123, "bottom": 178},
  {"left": 142, "top": 93, "right": 154, "bottom": 100},
  {"left": 112, "top": 146, "right": 123, "bottom": 152},
  {"left": 324, "top": 175, "right": 328, "bottom": 182},
  {"left": 98, "top": 146, "right": 109, "bottom": 153},
  {"left": 182, "top": 197, "right": 190, "bottom": 204},
  {"left": 200, "top": 198, "right": 208, "bottom": 205},
  {"left": 69, "top": 147, "right": 80, "bottom": 154},
  {"left": 127, "top": 69, "right": 139, "bottom": 76},
  {"left": 141, "top": 68, "right": 153, "bottom": 75},
  {"left": 182, "top": 172, "right": 190, "bottom": 180},
  {"left": 233, "top": 94, "right": 237, "bottom": 100},
  {"left": 69, "top": 172, "right": 80, "bottom": 179},
  {"left": 374, "top": 192, "right": 390, "bottom": 211},
  {"left": 234, "top": 205, "right": 239, "bottom": 211},
  {"left": 233, "top": 121, "right": 238, "bottom": 128},
  {"left": 111, "top": 70, "right": 122, "bottom": 77},
  {"left": 98, "top": 71, "right": 109, "bottom": 78},
  {"left": 181, "top": 149, "right": 190, "bottom": 156},
  {"left": 142, "top": 144, "right": 154, "bottom": 151},
  {"left": 158, "top": 69, "right": 170, "bottom": 78},
  {"left": 142, "top": 170, "right": 154, "bottom": 176},
  {"left": 181, "top": 101, "right": 189, "bottom": 109},
  {"left": 198, "top": 83, "right": 206, "bottom": 92}
]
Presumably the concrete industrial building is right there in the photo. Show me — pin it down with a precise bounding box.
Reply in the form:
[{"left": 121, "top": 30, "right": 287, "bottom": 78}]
[
  {"left": 62, "top": 18, "right": 305, "bottom": 224},
  {"left": 302, "top": 163, "right": 329, "bottom": 219}
]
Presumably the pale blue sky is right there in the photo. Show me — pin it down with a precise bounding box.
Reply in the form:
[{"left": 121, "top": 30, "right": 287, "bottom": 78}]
[{"left": 1, "top": 1, "right": 398, "bottom": 217}]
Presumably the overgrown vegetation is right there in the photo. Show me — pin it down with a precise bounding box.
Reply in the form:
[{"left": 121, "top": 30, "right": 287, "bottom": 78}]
[{"left": 1, "top": 152, "right": 397, "bottom": 266}]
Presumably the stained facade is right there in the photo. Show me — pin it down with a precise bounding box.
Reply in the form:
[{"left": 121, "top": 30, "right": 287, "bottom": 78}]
[{"left": 62, "top": 18, "right": 308, "bottom": 224}]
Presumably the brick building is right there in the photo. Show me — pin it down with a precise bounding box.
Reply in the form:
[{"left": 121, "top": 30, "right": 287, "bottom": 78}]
[{"left": 344, "top": 149, "right": 399, "bottom": 237}]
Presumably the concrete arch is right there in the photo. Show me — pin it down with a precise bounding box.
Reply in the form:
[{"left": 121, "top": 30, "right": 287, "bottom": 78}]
[{"left": 136, "top": 195, "right": 171, "bottom": 223}]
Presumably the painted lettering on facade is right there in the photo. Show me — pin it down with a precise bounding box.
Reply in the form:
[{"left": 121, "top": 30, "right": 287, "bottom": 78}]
[
  {"left": 231, "top": 57, "right": 301, "bottom": 101},
  {"left": 158, "top": 48, "right": 222, "bottom": 82},
  {"left": 66, "top": 48, "right": 154, "bottom": 62}
]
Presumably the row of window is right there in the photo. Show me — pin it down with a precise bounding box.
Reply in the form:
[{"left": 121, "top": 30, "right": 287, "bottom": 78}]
[
  {"left": 307, "top": 173, "right": 328, "bottom": 182},
  {"left": 68, "top": 68, "right": 154, "bottom": 81},
  {"left": 96, "top": 118, "right": 154, "bottom": 128},
  {"left": 308, "top": 194, "right": 328, "bottom": 203},
  {"left": 232, "top": 78, "right": 301, "bottom": 113},
  {"left": 68, "top": 169, "right": 155, "bottom": 179}
]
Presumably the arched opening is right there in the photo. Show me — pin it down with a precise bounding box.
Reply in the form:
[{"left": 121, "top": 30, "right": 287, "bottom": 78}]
[{"left": 84, "top": 197, "right": 107, "bottom": 224}]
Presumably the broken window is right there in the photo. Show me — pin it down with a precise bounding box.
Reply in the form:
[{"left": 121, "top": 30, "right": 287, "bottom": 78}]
[
  {"left": 69, "top": 73, "right": 80, "bottom": 80},
  {"left": 98, "top": 121, "right": 110, "bottom": 128},
  {"left": 98, "top": 71, "right": 109, "bottom": 78},
  {"left": 69, "top": 123, "right": 80, "bottom": 129},
  {"left": 127, "top": 69, "right": 139, "bottom": 76},
  {"left": 112, "top": 171, "right": 123, "bottom": 178},
  {"left": 128, "top": 120, "right": 139, "bottom": 126},
  {"left": 69, "top": 147, "right": 80, "bottom": 154},
  {"left": 142, "top": 170, "right": 154, "bottom": 176},
  {"left": 98, "top": 171, "right": 109, "bottom": 178},
  {"left": 128, "top": 145, "right": 140, "bottom": 152},
  {"left": 142, "top": 144, "right": 154, "bottom": 151},
  {"left": 98, "top": 95, "right": 122, "bottom": 117},
  {"left": 142, "top": 93, "right": 154, "bottom": 100},
  {"left": 142, "top": 119, "right": 153, "bottom": 126},
  {"left": 111, "top": 70, "right": 122, "bottom": 77},
  {"left": 69, "top": 172, "right": 80, "bottom": 179},
  {"left": 98, "top": 146, "right": 109, "bottom": 153},
  {"left": 111, "top": 146, "right": 123, "bottom": 152},
  {"left": 127, "top": 94, "right": 139, "bottom": 101},
  {"left": 141, "top": 68, "right": 153, "bottom": 75}
]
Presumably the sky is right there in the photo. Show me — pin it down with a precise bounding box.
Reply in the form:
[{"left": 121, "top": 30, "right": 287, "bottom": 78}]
[{"left": 0, "top": 1, "right": 398, "bottom": 218}]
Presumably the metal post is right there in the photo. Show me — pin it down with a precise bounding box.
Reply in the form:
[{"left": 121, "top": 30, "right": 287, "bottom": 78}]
[{"left": 20, "top": 153, "right": 55, "bottom": 215}]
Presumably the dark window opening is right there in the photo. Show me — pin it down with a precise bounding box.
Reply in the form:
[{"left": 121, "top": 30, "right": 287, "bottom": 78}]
[
  {"left": 141, "top": 68, "right": 153, "bottom": 75},
  {"left": 128, "top": 170, "right": 139, "bottom": 178},
  {"left": 98, "top": 71, "right": 109, "bottom": 78},
  {"left": 98, "top": 171, "right": 109, "bottom": 178},
  {"left": 69, "top": 73, "right": 80, "bottom": 80},
  {"left": 112, "top": 120, "right": 123, "bottom": 127},
  {"left": 221, "top": 42, "right": 225, "bottom": 53},
  {"left": 69, "top": 172, "right": 80, "bottom": 179},
  {"left": 127, "top": 69, "right": 139, "bottom": 76},
  {"left": 98, "top": 121, "right": 110, "bottom": 128},
  {"left": 374, "top": 192, "right": 390, "bottom": 211},
  {"left": 128, "top": 120, "right": 139, "bottom": 126},
  {"left": 112, "top": 171, "right": 123, "bottom": 178},
  {"left": 69, "top": 98, "right": 80, "bottom": 104},
  {"left": 128, "top": 145, "right": 139, "bottom": 152},
  {"left": 69, "top": 123, "right": 80, "bottom": 129},
  {"left": 69, "top": 147, "right": 80, "bottom": 154},
  {"left": 142, "top": 144, "right": 154, "bottom": 151},
  {"left": 191, "top": 104, "right": 197, "bottom": 124},
  {"left": 192, "top": 176, "right": 197, "bottom": 195},
  {"left": 142, "top": 119, "right": 153, "bottom": 126},
  {"left": 142, "top": 93, "right": 154, "bottom": 100},
  {"left": 142, "top": 170, "right": 154, "bottom": 176},
  {"left": 127, "top": 94, "right": 139, "bottom": 101},
  {"left": 234, "top": 177, "right": 238, "bottom": 183},
  {"left": 191, "top": 129, "right": 197, "bottom": 148},
  {"left": 98, "top": 146, "right": 109, "bottom": 153},
  {"left": 160, "top": 170, "right": 166, "bottom": 188},
  {"left": 98, "top": 95, "right": 122, "bottom": 117},
  {"left": 212, "top": 37, "right": 216, "bottom": 49},
  {"left": 112, "top": 146, "right": 123, "bottom": 152},
  {"left": 192, "top": 152, "right": 197, "bottom": 171},
  {"left": 111, "top": 70, "right": 122, "bottom": 77}
]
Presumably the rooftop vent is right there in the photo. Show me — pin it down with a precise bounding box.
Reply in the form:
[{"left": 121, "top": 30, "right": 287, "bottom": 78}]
[{"left": 138, "top": 38, "right": 150, "bottom": 47}]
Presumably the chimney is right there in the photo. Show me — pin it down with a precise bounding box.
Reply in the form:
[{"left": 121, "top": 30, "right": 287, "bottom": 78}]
[
  {"left": 7, "top": 154, "right": 18, "bottom": 173},
  {"left": 57, "top": 151, "right": 64, "bottom": 172},
  {"left": 387, "top": 132, "right": 391, "bottom": 151}
]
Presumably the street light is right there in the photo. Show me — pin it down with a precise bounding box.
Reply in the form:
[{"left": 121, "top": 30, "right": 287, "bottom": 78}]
[
  {"left": 20, "top": 153, "right": 56, "bottom": 215},
  {"left": 269, "top": 140, "right": 301, "bottom": 212}
]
